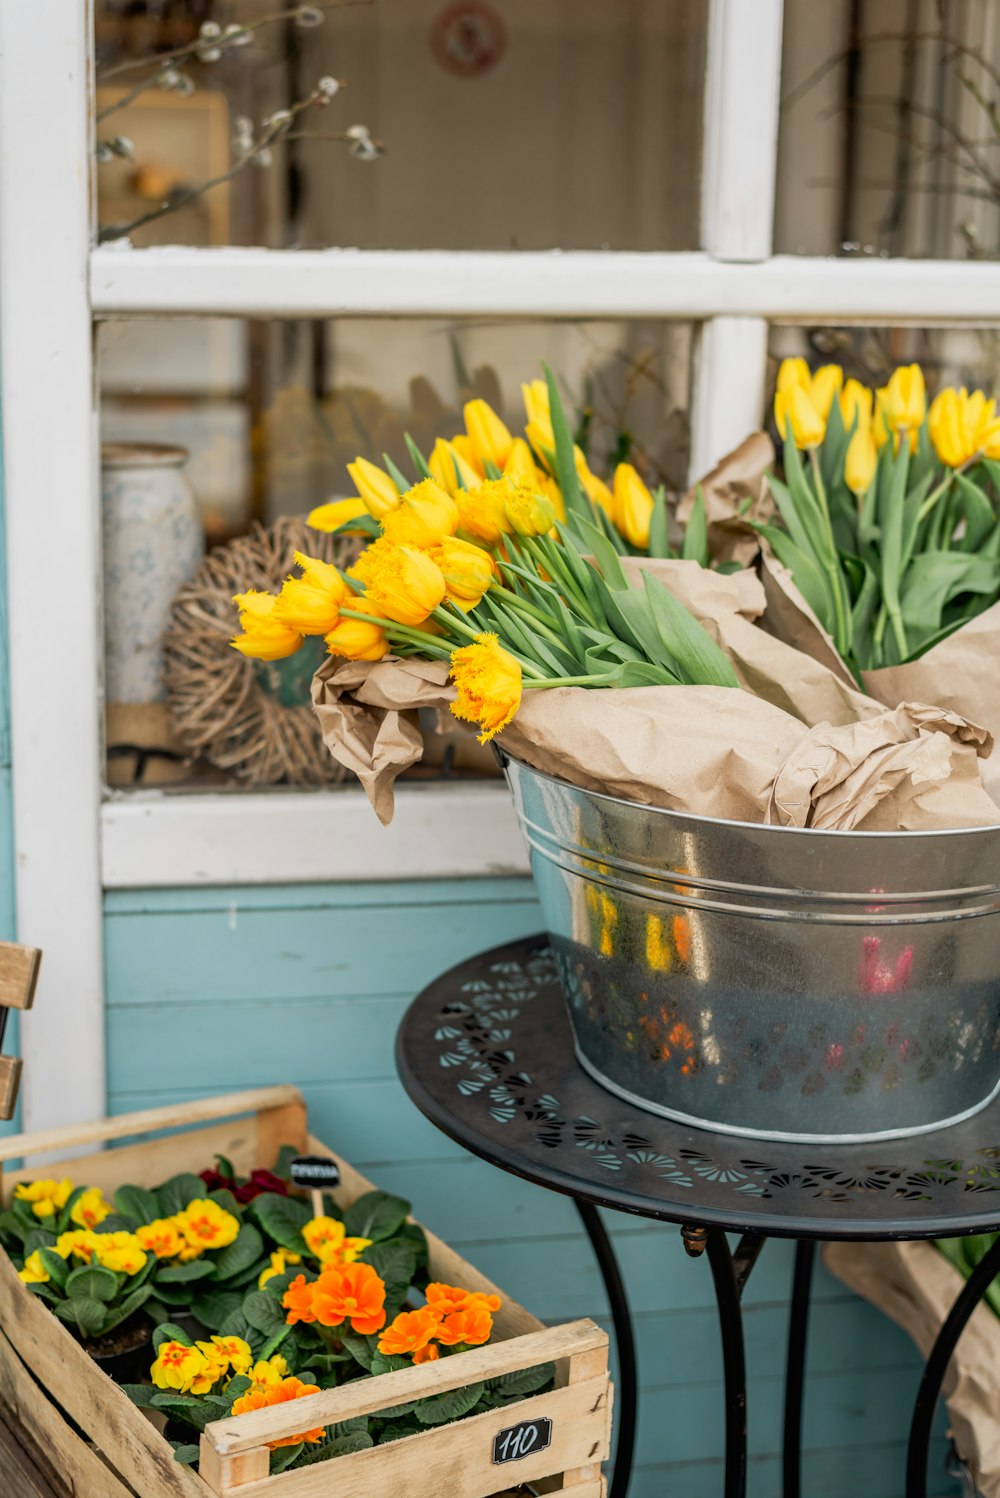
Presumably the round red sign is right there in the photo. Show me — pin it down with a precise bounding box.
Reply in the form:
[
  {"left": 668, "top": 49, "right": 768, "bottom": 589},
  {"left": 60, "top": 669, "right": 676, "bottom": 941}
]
[{"left": 430, "top": 1, "right": 507, "bottom": 78}]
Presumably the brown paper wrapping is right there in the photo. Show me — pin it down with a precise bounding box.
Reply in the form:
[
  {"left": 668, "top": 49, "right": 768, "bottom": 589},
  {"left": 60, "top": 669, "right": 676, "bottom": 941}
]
[
  {"left": 825, "top": 1240, "right": 1000, "bottom": 1497},
  {"left": 676, "top": 432, "right": 775, "bottom": 566}
]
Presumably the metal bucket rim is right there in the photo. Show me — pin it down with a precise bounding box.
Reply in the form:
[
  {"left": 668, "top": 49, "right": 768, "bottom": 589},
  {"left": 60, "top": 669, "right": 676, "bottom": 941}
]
[{"left": 497, "top": 748, "right": 1000, "bottom": 848}]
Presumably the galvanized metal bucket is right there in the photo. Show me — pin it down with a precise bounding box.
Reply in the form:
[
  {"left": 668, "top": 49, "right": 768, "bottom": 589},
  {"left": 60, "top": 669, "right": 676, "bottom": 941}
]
[{"left": 499, "top": 750, "right": 1000, "bottom": 1143}]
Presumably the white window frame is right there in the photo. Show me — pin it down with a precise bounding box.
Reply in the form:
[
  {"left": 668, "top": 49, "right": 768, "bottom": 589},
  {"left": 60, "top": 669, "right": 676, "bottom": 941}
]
[{"left": 6, "top": 0, "right": 1000, "bottom": 1127}]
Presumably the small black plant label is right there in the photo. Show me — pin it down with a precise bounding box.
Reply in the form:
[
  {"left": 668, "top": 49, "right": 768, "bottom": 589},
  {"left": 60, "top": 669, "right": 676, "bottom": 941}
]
[
  {"left": 289, "top": 1155, "right": 341, "bottom": 1190},
  {"left": 492, "top": 1416, "right": 552, "bottom": 1465}
]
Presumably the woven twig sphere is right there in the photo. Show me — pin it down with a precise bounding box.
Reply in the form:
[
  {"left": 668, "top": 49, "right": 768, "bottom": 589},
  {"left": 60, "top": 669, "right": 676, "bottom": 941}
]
[{"left": 164, "top": 517, "right": 361, "bottom": 786}]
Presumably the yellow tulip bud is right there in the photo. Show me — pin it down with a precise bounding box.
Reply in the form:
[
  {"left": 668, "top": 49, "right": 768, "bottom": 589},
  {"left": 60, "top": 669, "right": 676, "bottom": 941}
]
[
  {"left": 838, "top": 379, "right": 873, "bottom": 432},
  {"left": 380, "top": 479, "right": 459, "bottom": 549},
  {"left": 844, "top": 426, "right": 877, "bottom": 495},
  {"left": 502, "top": 437, "right": 541, "bottom": 488},
  {"left": 347, "top": 457, "right": 401, "bottom": 521},
  {"left": 325, "top": 596, "right": 388, "bottom": 662},
  {"left": 450, "top": 434, "right": 485, "bottom": 478},
  {"left": 464, "top": 399, "right": 514, "bottom": 470},
  {"left": 428, "top": 438, "right": 481, "bottom": 497},
  {"left": 231, "top": 591, "right": 303, "bottom": 661},
  {"left": 809, "top": 365, "right": 844, "bottom": 421},
  {"left": 273, "top": 552, "right": 347, "bottom": 635},
  {"left": 306, "top": 498, "right": 370, "bottom": 533},
  {"left": 349, "top": 539, "right": 446, "bottom": 626},
  {"left": 455, "top": 479, "right": 515, "bottom": 546},
  {"left": 775, "top": 357, "right": 811, "bottom": 396},
  {"left": 875, "top": 365, "right": 926, "bottom": 453},
  {"left": 449, "top": 632, "right": 523, "bottom": 744},
  {"left": 522, "top": 380, "right": 555, "bottom": 459},
  {"left": 613, "top": 463, "right": 655, "bottom": 547},
  {"left": 503, "top": 485, "right": 557, "bottom": 538},
  {"left": 427, "top": 535, "right": 495, "bottom": 607},
  {"left": 577, "top": 451, "right": 616, "bottom": 520},
  {"left": 538, "top": 472, "right": 567, "bottom": 523},
  {"left": 928, "top": 386, "right": 1000, "bottom": 467},
  {"left": 775, "top": 384, "right": 826, "bottom": 448}
]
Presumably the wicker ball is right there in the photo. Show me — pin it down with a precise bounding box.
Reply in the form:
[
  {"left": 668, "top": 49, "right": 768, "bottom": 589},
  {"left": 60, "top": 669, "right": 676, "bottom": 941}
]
[{"left": 164, "top": 517, "right": 361, "bottom": 786}]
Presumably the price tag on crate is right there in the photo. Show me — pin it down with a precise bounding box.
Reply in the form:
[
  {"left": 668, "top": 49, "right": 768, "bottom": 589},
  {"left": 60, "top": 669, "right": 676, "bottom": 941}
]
[
  {"left": 492, "top": 1415, "right": 552, "bottom": 1465},
  {"left": 290, "top": 1154, "right": 341, "bottom": 1219}
]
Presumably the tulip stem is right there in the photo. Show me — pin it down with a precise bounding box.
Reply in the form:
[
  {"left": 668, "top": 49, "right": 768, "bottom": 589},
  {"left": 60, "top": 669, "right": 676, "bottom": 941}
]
[
  {"left": 338, "top": 608, "right": 452, "bottom": 659},
  {"left": 522, "top": 673, "right": 614, "bottom": 689},
  {"left": 808, "top": 449, "right": 851, "bottom": 659},
  {"left": 430, "top": 605, "right": 481, "bottom": 641},
  {"left": 918, "top": 467, "right": 962, "bottom": 525}
]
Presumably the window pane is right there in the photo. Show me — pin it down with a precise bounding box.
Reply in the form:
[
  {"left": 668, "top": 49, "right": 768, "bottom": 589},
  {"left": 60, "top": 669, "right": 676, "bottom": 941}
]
[
  {"left": 94, "top": 0, "right": 706, "bottom": 251},
  {"left": 99, "top": 315, "right": 694, "bottom": 789},
  {"left": 776, "top": 0, "right": 1000, "bottom": 259},
  {"left": 769, "top": 325, "right": 1000, "bottom": 401}
]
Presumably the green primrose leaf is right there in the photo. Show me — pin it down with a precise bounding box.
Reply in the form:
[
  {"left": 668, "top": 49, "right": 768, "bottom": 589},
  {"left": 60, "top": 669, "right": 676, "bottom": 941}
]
[
  {"left": 153, "top": 1322, "right": 194, "bottom": 1349},
  {"left": 156, "top": 1174, "right": 207, "bottom": 1219},
  {"left": 171, "top": 1445, "right": 201, "bottom": 1466},
  {"left": 248, "top": 1192, "right": 312, "bottom": 1254},
  {"left": 413, "top": 1381, "right": 486, "bottom": 1426},
  {"left": 343, "top": 1191, "right": 409, "bottom": 1244},
  {"left": 113, "top": 1185, "right": 161, "bottom": 1228},
  {"left": 37, "top": 1248, "right": 70, "bottom": 1288},
  {"left": 211, "top": 1223, "right": 264, "bottom": 1283},
  {"left": 66, "top": 1264, "right": 119, "bottom": 1302}
]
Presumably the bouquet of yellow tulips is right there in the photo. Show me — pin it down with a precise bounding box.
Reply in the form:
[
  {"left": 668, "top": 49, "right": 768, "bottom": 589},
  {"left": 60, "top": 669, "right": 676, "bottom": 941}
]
[
  {"left": 768, "top": 359, "right": 1000, "bottom": 678},
  {"left": 307, "top": 364, "right": 710, "bottom": 565}
]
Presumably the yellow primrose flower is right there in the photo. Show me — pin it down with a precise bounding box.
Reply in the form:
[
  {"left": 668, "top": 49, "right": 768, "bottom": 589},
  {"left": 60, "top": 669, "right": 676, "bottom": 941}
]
[
  {"left": 55, "top": 1229, "right": 101, "bottom": 1262},
  {"left": 201, "top": 1335, "right": 253, "bottom": 1375},
  {"left": 427, "top": 536, "right": 495, "bottom": 608},
  {"left": 258, "top": 1249, "right": 302, "bottom": 1289},
  {"left": 306, "top": 497, "right": 370, "bottom": 533},
  {"left": 15, "top": 1178, "right": 73, "bottom": 1219},
  {"left": 454, "top": 479, "right": 515, "bottom": 546},
  {"left": 612, "top": 464, "right": 655, "bottom": 548},
  {"left": 464, "top": 398, "right": 514, "bottom": 470},
  {"left": 838, "top": 379, "right": 873, "bottom": 432},
  {"left": 135, "top": 1218, "right": 185, "bottom": 1260},
  {"left": 94, "top": 1230, "right": 148, "bottom": 1276},
  {"left": 176, "top": 1199, "right": 241, "bottom": 1255},
  {"left": 380, "top": 479, "right": 460, "bottom": 549},
  {"left": 18, "top": 1250, "right": 51, "bottom": 1284},
  {"left": 273, "top": 552, "right": 347, "bottom": 636},
  {"left": 874, "top": 364, "right": 926, "bottom": 453},
  {"left": 151, "top": 1340, "right": 210, "bottom": 1393},
  {"left": 70, "top": 1188, "right": 111, "bottom": 1232},
  {"left": 231, "top": 591, "right": 303, "bottom": 662},
  {"left": 928, "top": 387, "right": 1000, "bottom": 467},
  {"left": 325, "top": 596, "right": 389, "bottom": 662},
  {"left": 450, "top": 633, "right": 523, "bottom": 744},
  {"left": 187, "top": 1349, "right": 229, "bottom": 1396},
  {"left": 249, "top": 1355, "right": 288, "bottom": 1390},
  {"left": 349, "top": 540, "right": 447, "bottom": 626},
  {"left": 502, "top": 437, "right": 542, "bottom": 489},
  {"left": 347, "top": 457, "right": 401, "bottom": 521},
  {"left": 302, "top": 1215, "right": 373, "bottom": 1267},
  {"left": 428, "top": 437, "right": 481, "bottom": 496},
  {"left": 503, "top": 485, "right": 556, "bottom": 539},
  {"left": 844, "top": 426, "right": 878, "bottom": 495}
]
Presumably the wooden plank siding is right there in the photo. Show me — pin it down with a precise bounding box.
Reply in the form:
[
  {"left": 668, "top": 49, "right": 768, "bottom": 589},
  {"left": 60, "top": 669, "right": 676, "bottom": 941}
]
[
  {"left": 0, "top": 430, "right": 20, "bottom": 1138},
  {"left": 103, "top": 879, "right": 959, "bottom": 1496}
]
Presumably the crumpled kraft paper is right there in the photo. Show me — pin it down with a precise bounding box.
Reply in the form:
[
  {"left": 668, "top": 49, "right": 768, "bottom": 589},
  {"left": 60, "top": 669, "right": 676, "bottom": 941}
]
[
  {"left": 312, "top": 648, "right": 996, "bottom": 832},
  {"left": 620, "top": 557, "right": 879, "bottom": 729},
  {"left": 676, "top": 432, "right": 774, "bottom": 566},
  {"left": 824, "top": 1239, "right": 1000, "bottom": 1498}
]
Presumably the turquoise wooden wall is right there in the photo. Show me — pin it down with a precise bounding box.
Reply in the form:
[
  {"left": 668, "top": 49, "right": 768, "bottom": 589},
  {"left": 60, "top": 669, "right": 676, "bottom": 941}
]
[{"left": 104, "top": 878, "right": 959, "bottom": 1497}]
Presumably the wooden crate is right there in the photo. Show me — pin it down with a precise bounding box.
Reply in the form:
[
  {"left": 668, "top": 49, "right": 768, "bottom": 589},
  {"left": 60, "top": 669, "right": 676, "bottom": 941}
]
[{"left": 0, "top": 1087, "right": 612, "bottom": 1498}]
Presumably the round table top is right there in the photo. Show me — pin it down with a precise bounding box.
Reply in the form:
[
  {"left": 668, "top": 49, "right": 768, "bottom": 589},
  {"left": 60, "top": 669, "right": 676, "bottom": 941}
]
[{"left": 396, "top": 935, "right": 1000, "bottom": 1241}]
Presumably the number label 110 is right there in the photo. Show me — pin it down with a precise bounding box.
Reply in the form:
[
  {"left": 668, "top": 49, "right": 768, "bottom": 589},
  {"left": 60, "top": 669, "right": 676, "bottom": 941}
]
[{"left": 492, "top": 1416, "right": 553, "bottom": 1465}]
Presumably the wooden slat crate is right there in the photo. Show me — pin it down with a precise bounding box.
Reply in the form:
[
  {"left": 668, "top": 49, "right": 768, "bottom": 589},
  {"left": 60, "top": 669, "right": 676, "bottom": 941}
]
[
  {"left": 0, "top": 940, "right": 41, "bottom": 1119},
  {"left": 0, "top": 1086, "right": 612, "bottom": 1498}
]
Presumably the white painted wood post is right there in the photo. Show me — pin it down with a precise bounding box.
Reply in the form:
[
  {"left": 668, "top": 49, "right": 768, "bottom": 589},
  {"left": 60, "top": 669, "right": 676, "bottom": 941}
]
[
  {"left": 691, "top": 0, "right": 783, "bottom": 479},
  {"left": 0, "top": 0, "right": 106, "bottom": 1130}
]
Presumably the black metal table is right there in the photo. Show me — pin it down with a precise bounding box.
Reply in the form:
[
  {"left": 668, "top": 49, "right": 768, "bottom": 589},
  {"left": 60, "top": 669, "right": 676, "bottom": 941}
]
[{"left": 395, "top": 935, "right": 1000, "bottom": 1498}]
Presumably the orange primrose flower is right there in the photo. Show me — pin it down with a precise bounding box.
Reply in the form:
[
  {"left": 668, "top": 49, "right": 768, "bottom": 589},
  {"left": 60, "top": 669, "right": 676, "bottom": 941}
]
[
  {"left": 425, "top": 1281, "right": 502, "bottom": 1315},
  {"left": 377, "top": 1306, "right": 441, "bottom": 1358},
  {"left": 231, "top": 1376, "right": 325, "bottom": 1449},
  {"left": 311, "top": 1261, "right": 387, "bottom": 1335},
  {"left": 282, "top": 1273, "right": 318, "bottom": 1325},
  {"left": 435, "top": 1303, "right": 494, "bottom": 1348}
]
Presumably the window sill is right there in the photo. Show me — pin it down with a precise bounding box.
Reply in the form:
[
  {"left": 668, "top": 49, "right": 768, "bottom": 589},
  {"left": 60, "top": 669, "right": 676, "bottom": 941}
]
[{"left": 100, "top": 781, "right": 530, "bottom": 889}]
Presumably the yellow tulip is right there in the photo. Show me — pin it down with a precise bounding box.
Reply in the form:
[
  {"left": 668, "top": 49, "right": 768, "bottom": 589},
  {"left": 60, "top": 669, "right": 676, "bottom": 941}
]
[
  {"left": 325, "top": 596, "right": 389, "bottom": 662},
  {"left": 455, "top": 479, "right": 515, "bottom": 546},
  {"left": 809, "top": 365, "right": 844, "bottom": 420},
  {"left": 347, "top": 457, "right": 401, "bottom": 521},
  {"left": 522, "top": 379, "right": 555, "bottom": 457},
  {"left": 428, "top": 438, "right": 481, "bottom": 496},
  {"left": 380, "top": 479, "right": 459, "bottom": 549},
  {"left": 502, "top": 437, "right": 542, "bottom": 488},
  {"left": 928, "top": 386, "right": 1000, "bottom": 467},
  {"left": 839, "top": 379, "right": 873, "bottom": 431},
  {"left": 503, "top": 485, "right": 557, "bottom": 538},
  {"left": 450, "top": 434, "right": 485, "bottom": 478},
  {"left": 350, "top": 539, "right": 447, "bottom": 626},
  {"left": 273, "top": 552, "right": 347, "bottom": 635},
  {"left": 577, "top": 452, "right": 616, "bottom": 520},
  {"left": 844, "top": 426, "right": 877, "bottom": 495},
  {"left": 464, "top": 399, "right": 514, "bottom": 470},
  {"left": 775, "top": 357, "right": 811, "bottom": 396},
  {"left": 775, "top": 383, "right": 826, "bottom": 448},
  {"left": 427, "top": 536, "right": 495, "bottom": 607},
  {"left": 449, "top": 632, "right": 523, "bottom": 744},
  {"left": 306, "top": 498, "right": 370, "bottom": 533},
  {"left": 613, "top": 463, "right": 655, "bottom": 547},
  {"left": 232, "top": 590, "right": 304, "bottom": 661},
  {"left": 875, "top": 365, "right": 926, "bottom": 453},
  {"left": 538, "top": 472, "right": 567, "bottom": 522}
]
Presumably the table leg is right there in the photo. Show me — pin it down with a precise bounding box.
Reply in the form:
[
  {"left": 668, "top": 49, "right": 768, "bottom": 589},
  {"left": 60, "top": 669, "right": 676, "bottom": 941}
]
[
  {"left": 782, "top": 1240, "right": 814, "bottom": 1498},
  {"left": 707, "top": 1229, "right": 749, "bottom": 1498},
  {"left": 906, "top": 1233, "right": 1000, "bottom": 1497},
  {"left": 574, "top": 1201, "right": 636, "bottom": 1498}
]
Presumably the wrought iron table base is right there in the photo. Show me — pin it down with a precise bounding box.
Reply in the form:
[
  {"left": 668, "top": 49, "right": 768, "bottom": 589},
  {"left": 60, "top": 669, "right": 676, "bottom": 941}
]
[{"left": 396, "top": 937, "right": 1000, "bottom": 1498}]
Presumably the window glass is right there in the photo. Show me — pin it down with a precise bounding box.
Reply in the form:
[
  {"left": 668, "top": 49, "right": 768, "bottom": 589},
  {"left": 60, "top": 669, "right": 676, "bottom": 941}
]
[
  {"left": 99, "top": 314, "right": 694, "bottom": 789},
  {"left": 776, "top": 0, "right": 1000, "bottom": 259},
  {"left": 94, "top": 0, "right": 707, "bottom": 251}
]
